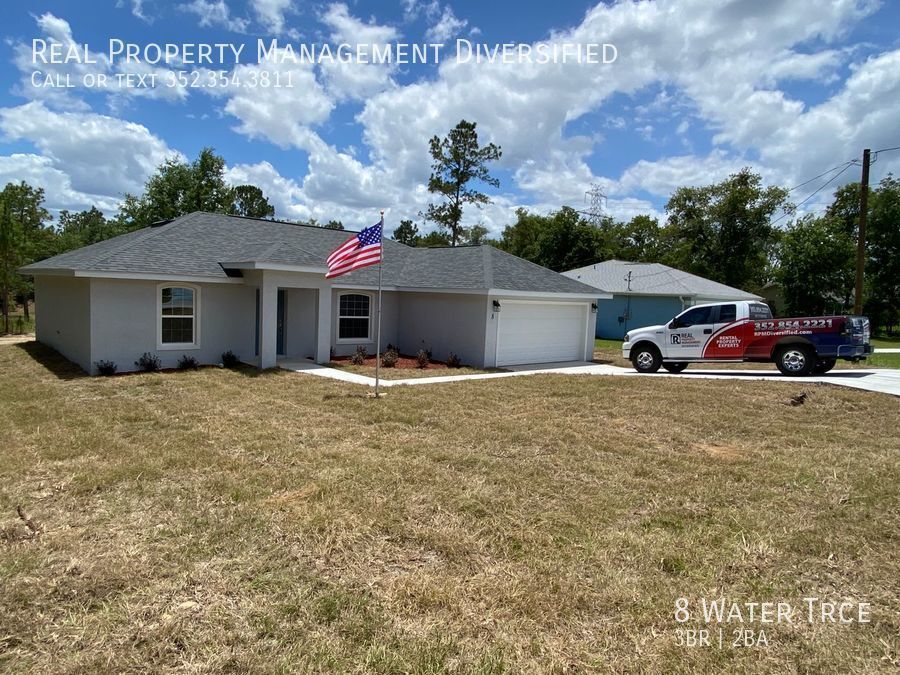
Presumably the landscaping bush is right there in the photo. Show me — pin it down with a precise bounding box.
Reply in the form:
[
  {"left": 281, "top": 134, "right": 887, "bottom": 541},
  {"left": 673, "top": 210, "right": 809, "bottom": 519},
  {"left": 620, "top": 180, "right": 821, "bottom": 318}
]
[
  {"left": 447, "top": 352, "right": 461, "bottom": 368},
  {"left": 350, "top": 346, "right": 367, "bottom": 366},
  {"left": 134, "top": 352, "right": 161, "bottom": 372},
  {"left": 177, "top": 354, "right": 199, "bottom": 370},
  {"left": 415, "top": 349, "right": 430, "bottom": 369},
  {"left": 221, "top": 350, "right": 240, "bottom": 368},
  {"left": 95, "top": 360, "right": 117, "bottom": 377},
  {"left": 381, "top": 348, "right": 399, "bottom": 368}
]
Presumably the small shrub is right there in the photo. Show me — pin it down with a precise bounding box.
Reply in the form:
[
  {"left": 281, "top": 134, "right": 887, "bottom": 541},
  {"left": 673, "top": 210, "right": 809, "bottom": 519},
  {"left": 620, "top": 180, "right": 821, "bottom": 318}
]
[
  {"left": 447, "top": 352, "right": 461, "bottom": 368},
  {"left": 177, "top": 354, "right": 199, "bottom": 370},
  {"left": 95, "top": 360, "right": 117, "bottom": 376},
  {"left": 381, "top": 348, "right": 398, "bottom": 368},
  {"left": 221, "top": 350, "right": 240, "bottom": 368},
  {"left": 134, "top": 352, "right": 161, "bottom": 372},
  {"left": 350, "top": 345, "right": 367, "bottom": 366},
  {"left": 415, "top": 349, "right": 430, "bottom": 369}
]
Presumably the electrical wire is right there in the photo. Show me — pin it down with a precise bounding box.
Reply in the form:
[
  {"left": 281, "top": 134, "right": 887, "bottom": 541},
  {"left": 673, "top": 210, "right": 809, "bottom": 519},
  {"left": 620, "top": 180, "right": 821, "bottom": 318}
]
[{"left": 771, "top": 161, "right": 858, "bottom": 226}]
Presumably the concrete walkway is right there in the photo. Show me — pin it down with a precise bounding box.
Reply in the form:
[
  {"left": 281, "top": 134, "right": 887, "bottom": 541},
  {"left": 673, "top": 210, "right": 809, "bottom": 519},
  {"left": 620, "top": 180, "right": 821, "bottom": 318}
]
[
  {"left": 876, "top": 348, "right": 900, "bottom": 353},
  {"left": 279, "top": 359, "right": 900, "bottom": 397}
]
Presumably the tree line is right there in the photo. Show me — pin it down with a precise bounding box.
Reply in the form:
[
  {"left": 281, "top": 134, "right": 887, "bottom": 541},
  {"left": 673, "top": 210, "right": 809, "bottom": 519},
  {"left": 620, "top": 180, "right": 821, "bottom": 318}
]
[{"left": 1, "top": 122, "right": 898, "bottom": 334}]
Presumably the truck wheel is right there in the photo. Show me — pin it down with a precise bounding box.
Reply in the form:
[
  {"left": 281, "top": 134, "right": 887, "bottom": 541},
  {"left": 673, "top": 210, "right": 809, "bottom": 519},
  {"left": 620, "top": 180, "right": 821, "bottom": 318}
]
[
  {"left": 775, "top": 346, "right": 814, "bottom": 376},
  {"left": 631, "top": 344, "right": 662, "bottom": 373},
  {"left": 813, "top": 358, "right": 837, "bottom": 374},
  {"left": 663, "top": 362, "right": 688, "bottom": 373}
]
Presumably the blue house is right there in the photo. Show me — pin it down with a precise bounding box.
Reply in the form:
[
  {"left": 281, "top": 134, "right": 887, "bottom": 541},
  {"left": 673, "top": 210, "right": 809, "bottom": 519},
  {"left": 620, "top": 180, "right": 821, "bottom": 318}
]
[{"left": 562, "top": 260, "right": 763, "bottom": 339}]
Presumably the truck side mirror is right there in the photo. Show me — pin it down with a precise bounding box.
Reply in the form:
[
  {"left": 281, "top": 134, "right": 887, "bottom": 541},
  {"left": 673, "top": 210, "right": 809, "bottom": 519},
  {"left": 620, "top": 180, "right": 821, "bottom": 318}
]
[{"left": 669, "top": 319, "right": 681, "bottom": 329}]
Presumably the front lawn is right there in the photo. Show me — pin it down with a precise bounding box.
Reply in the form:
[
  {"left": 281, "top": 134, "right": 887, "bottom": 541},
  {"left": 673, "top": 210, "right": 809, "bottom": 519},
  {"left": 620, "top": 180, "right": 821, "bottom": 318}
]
[{"left": 1, "top": 343, "right": 898, "bottom": 672}]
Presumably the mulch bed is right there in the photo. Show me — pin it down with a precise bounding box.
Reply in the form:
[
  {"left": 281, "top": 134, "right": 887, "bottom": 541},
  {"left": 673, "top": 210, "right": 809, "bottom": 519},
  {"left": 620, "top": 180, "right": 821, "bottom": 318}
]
[{"left": 330, "top": 354, "right": 452, "bottom": 370}]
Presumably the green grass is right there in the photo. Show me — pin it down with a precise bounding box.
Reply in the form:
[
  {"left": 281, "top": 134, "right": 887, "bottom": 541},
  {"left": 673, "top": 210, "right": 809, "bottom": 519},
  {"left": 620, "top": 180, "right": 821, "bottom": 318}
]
[
  {"left": 1, "top": 342, "right": 898, "bottom": 672},
  {"left": 329, "top": 362, "right": 498, "bottom": 379},
  {"left": 872, "top": 336, "right": 900, "bottom": 348}
]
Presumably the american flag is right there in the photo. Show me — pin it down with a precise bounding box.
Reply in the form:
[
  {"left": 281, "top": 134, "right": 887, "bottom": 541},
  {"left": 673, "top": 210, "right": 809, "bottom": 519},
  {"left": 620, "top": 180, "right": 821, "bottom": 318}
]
[{"left": 325, "top": 217, "right": 383, "bottom": 279}]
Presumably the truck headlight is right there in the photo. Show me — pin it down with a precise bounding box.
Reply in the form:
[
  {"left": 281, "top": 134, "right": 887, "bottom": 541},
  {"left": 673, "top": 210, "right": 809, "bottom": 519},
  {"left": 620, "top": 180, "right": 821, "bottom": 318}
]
[{"left": 624, "top": 333, "right": 630, "bottom": 343}]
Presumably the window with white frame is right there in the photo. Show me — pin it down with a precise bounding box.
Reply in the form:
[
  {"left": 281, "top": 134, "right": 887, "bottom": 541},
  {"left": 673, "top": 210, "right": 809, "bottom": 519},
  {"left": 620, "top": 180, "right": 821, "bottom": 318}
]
[
  {"left": 338, "top": 293, "right": 371, "bottom": 340},
  {"left": 160, "top": 285, "right": 197, "bottom": 345}
]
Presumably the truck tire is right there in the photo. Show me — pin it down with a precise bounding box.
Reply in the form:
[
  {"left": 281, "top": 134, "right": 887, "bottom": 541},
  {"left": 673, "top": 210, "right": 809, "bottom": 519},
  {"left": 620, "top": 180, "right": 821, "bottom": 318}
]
[
  {"left": 631, "top": 343, "right": 662, "bottom": 373},
  {"left": 813, "top": 358, "right": 837, "bottom": 374},
  {"left": 663, "top": 362, "right": 688, "bottom": 373},
  {"left": 775, "top": 345, "right": 815, "bottom": 376}
]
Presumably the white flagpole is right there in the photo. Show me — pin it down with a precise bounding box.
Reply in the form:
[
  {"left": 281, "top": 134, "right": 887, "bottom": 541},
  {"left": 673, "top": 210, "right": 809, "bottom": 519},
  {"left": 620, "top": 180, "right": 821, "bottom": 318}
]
[{"left": 374, "top": 211, "right": 384, "bottom": 397}]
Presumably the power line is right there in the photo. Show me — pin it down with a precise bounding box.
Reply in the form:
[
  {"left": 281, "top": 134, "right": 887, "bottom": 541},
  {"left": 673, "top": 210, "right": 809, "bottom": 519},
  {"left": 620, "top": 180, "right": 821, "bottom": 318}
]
[
  {"left": 787, "top": 160, "right": 856, "bottom": 193},
  {"left": 772, "top": 161, "right": 858, "bottom": 226}
]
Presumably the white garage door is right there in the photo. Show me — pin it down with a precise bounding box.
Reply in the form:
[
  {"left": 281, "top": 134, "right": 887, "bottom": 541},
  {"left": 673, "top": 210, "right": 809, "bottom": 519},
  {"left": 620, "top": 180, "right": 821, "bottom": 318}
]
[{"left": 496, "top": 301, "right": 587, "bottom": 366}]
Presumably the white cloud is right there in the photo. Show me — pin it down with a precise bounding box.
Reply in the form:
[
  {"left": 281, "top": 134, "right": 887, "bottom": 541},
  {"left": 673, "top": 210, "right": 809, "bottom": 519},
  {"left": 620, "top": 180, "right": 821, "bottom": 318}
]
[
  {"left": 250, "top": 0, "right": 293, "bottom": 34},
  {"left": 318, "top": 3, "right": 400, "bottom": 100},
  {"left": 0, "top": 102, "right": 181, "bottom": 202},
  {"left": 179, "top": 0, "right": 248, "bottom": 32},
  {"left": 116, "top": 0, "right": 152, "bottom": 22},
  {"left": 425, "top": 5, "right": 467, "bottom": 43},
  {"left": 222, "top": 50, "right": 333, "bottom": 148}
]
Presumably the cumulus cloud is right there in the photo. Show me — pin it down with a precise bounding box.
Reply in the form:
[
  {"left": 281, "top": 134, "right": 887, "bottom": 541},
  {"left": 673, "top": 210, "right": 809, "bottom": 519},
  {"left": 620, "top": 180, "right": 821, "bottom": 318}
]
[
  {"left": 250, "top": 0, "right": 293, "bottom": 34},
  {"left": 425, "top": 6, "right": 467, "bottom": 43},
  {"left": 179, "top": 0, "right": 248, "bottom": 32},
  {"left": 317, "top": 3, "right": 400, "bottom": 101},
  {"left": 0, "top": 102, "right": 181, "bottom": 208}
]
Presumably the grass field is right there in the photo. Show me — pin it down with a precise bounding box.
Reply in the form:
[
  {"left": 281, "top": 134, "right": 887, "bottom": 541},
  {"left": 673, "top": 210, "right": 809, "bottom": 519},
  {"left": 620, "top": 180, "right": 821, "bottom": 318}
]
[
  {"left": 598, "top": 339, "right": 900, "bottom": 370},
  {"left": 328, "top": 362, "right": 497, "bottom": 380},
  {"left": 1, "top": 343, "right": 898, "bottom": 672}
]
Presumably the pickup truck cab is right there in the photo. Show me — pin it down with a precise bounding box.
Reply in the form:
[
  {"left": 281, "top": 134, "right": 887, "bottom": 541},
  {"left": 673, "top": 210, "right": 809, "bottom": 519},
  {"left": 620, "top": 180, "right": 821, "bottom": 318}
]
[{"left": 622, "top": 300, "right": 872, "bottom": 376}]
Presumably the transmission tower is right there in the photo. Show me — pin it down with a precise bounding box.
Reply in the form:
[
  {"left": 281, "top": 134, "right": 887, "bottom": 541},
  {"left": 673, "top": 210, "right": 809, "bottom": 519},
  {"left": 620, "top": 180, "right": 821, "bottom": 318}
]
[{"left": 584, "top": 183, "right": 607, "bottom": 227}]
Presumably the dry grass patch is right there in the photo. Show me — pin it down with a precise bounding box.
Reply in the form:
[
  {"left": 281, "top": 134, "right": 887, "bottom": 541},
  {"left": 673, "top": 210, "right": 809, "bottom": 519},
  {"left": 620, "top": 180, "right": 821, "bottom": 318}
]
[{"left": 0, "top": 342, "right": 898, "bottom": 672}]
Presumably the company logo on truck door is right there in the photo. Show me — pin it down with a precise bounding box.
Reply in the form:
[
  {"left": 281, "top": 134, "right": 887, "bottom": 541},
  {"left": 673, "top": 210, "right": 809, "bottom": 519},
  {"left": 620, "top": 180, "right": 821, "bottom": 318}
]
[{"left": 671, "top": 333, "right": 700, "bottom": 345}]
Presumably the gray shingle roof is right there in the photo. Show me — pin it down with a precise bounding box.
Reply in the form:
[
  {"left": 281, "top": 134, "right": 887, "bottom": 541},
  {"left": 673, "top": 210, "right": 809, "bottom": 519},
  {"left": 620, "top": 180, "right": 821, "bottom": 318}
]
[
  {"left": 562, "top": 259, "right": 761, "bottom": 299},
  {"left": 21, "top": 211, "right": 597, "bottom": 296}
]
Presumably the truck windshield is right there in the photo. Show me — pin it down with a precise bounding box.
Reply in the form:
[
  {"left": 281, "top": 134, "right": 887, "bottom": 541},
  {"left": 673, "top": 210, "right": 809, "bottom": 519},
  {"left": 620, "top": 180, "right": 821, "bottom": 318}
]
[{"left": 748, "top": 303, "right": 773, "bottom": 320}]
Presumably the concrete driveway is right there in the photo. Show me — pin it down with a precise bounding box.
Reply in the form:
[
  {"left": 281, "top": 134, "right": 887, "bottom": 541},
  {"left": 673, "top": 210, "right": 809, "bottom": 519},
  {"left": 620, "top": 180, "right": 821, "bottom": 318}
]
[{"left": 280, "top": 359, "right": 900, "bottom": 397}]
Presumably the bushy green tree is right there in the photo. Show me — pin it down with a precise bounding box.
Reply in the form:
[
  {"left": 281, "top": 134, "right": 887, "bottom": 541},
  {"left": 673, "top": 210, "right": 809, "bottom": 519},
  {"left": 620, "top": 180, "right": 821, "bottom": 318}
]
[
  {"left": 229, "top": 185, "right": 275, "bottom": 218},
  {"left": 661, "top": 169, "right": 788, "bottom": 289},
  {"left": 778, "top": 214, "right": 855, "bottom": 316},
  {"left": 392, "top": 219, "right": 420, "bottom": 246}
]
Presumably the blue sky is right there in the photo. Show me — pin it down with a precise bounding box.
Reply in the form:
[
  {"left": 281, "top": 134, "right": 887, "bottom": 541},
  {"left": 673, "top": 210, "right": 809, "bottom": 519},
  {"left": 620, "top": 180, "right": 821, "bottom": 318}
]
[{"left": 1, "top": 0, "right": 899, "bottom": 233}]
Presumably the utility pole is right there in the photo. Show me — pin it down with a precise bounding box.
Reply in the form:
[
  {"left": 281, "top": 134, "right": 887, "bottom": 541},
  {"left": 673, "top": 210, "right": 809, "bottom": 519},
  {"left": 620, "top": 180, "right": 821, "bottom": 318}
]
[{"left": 853, "top": 148, "right": 870, "bottom": 315}]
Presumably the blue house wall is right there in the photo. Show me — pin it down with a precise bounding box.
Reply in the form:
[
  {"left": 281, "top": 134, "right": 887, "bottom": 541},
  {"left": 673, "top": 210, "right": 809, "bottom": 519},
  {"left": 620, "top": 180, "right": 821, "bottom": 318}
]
[{"left": 596, "top": 294, "right": 686, "bottom": 339}]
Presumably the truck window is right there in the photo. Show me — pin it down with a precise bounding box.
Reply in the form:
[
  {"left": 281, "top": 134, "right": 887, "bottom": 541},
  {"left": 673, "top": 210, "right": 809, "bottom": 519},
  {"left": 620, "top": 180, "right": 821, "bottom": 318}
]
[
  {"left": 677, "top": 305, "right": 714, "bottom": 327},
  {"left": 718, "top": 304, "right": 736, "bottom": 322},
  {"left": 748, "top": 302, "right": 773, "bottom": 320}
]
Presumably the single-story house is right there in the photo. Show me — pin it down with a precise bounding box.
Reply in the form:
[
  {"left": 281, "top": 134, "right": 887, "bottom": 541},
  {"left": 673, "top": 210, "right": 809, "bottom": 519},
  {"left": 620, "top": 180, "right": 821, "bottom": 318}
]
[
  {"left": 562, "top": 260, "right": 762, "bottom": 339},
  {"left": 20, "top": 212, "right": 606, "bottom": 374}
]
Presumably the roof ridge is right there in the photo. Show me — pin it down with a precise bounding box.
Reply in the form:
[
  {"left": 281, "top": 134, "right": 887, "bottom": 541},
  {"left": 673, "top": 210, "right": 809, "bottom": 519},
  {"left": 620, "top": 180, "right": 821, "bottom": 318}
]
[
  {"left": 482, "top": 245, "right": 494, "bottom": 289},
  {"left": 87, "top": 213, "right": 195, "bottom": 268}
]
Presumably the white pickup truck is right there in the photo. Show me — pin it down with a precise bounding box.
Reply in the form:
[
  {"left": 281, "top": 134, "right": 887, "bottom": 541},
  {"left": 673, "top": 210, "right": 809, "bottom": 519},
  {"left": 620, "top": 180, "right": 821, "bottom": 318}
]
[{"left": 621, "top": 300, "right": 872, "bottom": 376}]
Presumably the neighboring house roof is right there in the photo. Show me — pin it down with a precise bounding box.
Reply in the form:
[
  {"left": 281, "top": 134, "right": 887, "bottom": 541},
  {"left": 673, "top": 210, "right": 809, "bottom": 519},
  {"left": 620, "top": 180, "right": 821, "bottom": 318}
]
[
  {"left": 21, "top": 211, "right": 598, "bottom": 296},
  {"left": 562, "top": 259, "right": 762, "bottom": 300}
]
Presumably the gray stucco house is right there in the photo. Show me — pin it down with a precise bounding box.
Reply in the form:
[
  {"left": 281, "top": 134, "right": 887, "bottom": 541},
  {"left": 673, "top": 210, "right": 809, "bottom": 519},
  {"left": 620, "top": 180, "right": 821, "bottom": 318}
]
[
  {"left": 21, "top": 212, "right": 604, "bottom": 374},
  {"left": 563, "top": 260, "right": 762, "bottom": 340}
]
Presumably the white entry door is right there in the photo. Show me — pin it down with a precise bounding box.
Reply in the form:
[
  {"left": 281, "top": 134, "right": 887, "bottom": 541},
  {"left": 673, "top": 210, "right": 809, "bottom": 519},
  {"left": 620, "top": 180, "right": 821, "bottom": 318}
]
[{"left": 496, "top": 301, "right": 587, "bottom": 366}]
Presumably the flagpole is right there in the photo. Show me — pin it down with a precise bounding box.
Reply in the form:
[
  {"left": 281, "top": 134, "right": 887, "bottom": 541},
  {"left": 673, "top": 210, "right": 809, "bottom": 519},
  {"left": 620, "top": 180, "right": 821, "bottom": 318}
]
[{"left": 374, "top": 210, "right": 384, "bottom": 397}]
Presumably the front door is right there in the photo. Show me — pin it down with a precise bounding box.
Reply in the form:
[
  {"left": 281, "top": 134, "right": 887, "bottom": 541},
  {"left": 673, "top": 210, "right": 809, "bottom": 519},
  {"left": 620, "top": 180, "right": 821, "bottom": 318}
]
[
  {"left": 665, "top": 305, "right": 715, "bottom": 359},
  {"left": 276, "top": 289, "right": 286, "bottom": 356}
]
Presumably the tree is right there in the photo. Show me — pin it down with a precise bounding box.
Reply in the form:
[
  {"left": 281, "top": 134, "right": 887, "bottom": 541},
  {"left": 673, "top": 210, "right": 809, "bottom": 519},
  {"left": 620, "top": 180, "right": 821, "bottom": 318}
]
[
  {"left": 865, "top": 175, "right": 900, "bottom": 333},
  {"left": 57, "top": 207, "right": 114, "bottom": 251},
  {"left": 392, "top": 219, "right": 420, "bottom": 246},
  {"left": 615, "top": 215, "right": 662, "bottom": 261},
  {"left": 661, "top": 169, "right": 788, "bottom": 289},
  {"left": 0, "top": 182, "right": 51, "bottom": 331},
  {"left": 323, "top": 220, "right": 344, "bottom": 230},
  {"left": 777, "top": 214, "right": 855, "bottom": 316},
  {"left": 229, "top": 185, "right": 275, "bottom": 218},
  {"left": 119, "top": 148, "right": 272, "bottom": 229},
  {"left": 425, "top": 120, "right": 502, "bottom": 246},
  {"left": 465, "top": 224, "right": 489, "bottom": 245},
  {"left": 417, "top": 230, "right": 452, "bottom": 247}
]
